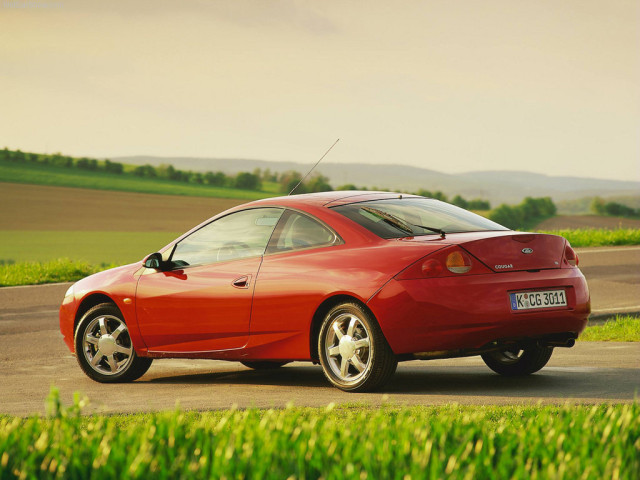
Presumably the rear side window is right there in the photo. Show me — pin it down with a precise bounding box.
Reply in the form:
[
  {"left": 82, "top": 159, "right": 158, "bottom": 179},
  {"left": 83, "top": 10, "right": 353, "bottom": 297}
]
[
  {"left": 268, "top": 211, "right": 338, "bottom": 253},
  {"left": 332, "top": 198, "right": 507, "bottom": 239}
]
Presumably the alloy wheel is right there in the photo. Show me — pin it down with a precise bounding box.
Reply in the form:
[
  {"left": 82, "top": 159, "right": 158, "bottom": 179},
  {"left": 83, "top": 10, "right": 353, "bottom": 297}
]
[
  {"left": 82, "top": 315, "right": 134, "bottom": 376},
  {"left": 324, "top": 312, "right": 372, "bottom": 384}
]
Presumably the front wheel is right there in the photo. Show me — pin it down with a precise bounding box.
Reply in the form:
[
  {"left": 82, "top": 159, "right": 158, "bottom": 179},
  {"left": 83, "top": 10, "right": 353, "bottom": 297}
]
[
  {"left": 481, "top": 345, "right": 553, "bottom": 376},
  {"left": 318, "top": 303, "right": 397, "bottom": 392},
  {"left": 74, "top": 303, "right": 152, "bottom": 383}
]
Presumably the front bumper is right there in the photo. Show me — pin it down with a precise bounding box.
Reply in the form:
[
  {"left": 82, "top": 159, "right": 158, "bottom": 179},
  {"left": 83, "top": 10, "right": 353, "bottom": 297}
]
[
  {"left": 60, "top": 293, "right": 77, "bottom": 352},
  {"left": 367, "top": 267, "right": 590, "bottom": 355}
]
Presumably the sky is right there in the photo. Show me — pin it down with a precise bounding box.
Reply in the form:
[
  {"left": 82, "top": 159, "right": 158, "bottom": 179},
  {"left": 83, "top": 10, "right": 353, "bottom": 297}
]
[{"left": 1, "top": 0, "right": 639, "bottom": 182}]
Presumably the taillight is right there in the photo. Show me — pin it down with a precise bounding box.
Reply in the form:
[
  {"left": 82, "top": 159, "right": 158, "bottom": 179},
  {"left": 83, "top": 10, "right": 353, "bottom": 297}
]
[
  {"left": 421, "top": 259, "right": 443, "bottom": 277},
  {"left": 396, "top": 246, "right": 490, "bottom": 280},
  {"left": 564, "top": 243, "right": 578, "bottom": 267},
  {"left": 446, "top": 250, "right": 472, "bottom": 273}
]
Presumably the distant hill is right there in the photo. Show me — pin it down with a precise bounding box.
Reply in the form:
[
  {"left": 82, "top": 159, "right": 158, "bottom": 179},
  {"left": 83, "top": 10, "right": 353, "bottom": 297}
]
[{"left": 114, "top": 155, "right": 640, "bottom": 206}]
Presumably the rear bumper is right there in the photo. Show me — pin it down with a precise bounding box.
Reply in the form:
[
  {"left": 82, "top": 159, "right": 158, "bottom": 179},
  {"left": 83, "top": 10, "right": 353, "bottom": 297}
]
[{"left": 367, "top": 268, "right": 590, "bottom": 355}]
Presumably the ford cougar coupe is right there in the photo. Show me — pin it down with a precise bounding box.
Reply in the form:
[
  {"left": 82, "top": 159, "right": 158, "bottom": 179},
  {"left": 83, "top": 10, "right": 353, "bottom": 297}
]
[{"left": 60, "top": 191, "right": 590, "bottom": 392}]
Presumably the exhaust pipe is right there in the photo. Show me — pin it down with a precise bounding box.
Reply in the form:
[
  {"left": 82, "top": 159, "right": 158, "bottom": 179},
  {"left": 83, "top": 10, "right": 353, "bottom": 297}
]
[{"left": 538, "top": 336, "right": 576, "bottom": 348}]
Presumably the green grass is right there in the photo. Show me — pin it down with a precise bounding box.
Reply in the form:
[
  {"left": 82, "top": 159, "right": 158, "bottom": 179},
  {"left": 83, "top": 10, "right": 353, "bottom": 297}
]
[
  {"left": 0, "top": 231, "right": 180, "bottom": 264},
  {"left": 1, "top": 390, "right": 638, "bottom": 480},
  {"left": 0, "top": 159, "right": 275, "bottom": 200},
  {"left": 0, "top": 259, "right": 114, "bottom": 287},
  {"left": 536, "top": 228, "right": 640, "bottom": 247},
  {"left": 581, "top": 316, "right": 640, "bottom": 342}
]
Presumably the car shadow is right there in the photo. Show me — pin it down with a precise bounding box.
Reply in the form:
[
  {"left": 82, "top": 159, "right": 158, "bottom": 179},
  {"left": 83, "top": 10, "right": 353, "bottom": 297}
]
[
  {"left": 146, "top": 365, "right": 329, "bottom": 388},
  {"left": 143, "top": 363, "right": 639, "bottom": 400}
]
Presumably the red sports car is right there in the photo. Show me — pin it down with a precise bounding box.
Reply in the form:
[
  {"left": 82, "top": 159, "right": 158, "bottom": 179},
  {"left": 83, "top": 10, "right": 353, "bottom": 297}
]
[{"left": 60, "top": 191, "right": 590, "bottom": 392}]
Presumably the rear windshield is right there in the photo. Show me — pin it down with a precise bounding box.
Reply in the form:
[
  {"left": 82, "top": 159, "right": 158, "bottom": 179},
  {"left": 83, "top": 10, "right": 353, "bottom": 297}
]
[{"left": 332, "top": 198, "right": 508, "bottom": 239}]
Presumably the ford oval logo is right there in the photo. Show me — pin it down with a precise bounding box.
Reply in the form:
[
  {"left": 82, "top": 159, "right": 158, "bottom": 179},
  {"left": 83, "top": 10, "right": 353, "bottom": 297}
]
[{"left": 522, "top": 248, "right": 533, "bottom": 254}]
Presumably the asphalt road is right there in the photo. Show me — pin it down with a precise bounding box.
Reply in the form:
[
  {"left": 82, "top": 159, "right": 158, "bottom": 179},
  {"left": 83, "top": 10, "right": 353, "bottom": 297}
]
[
  {"left": 0, "top": 246, "right": 638, "bottom": 415},
  {"left": 576, "top": 245, "right": 640, "bottom": 317}
]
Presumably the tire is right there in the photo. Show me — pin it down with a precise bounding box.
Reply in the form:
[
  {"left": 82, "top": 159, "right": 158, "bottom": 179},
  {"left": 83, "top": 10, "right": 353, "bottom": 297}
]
[
  {"left": 481, "top": 345, "right": 553, "bottom": 376},
  {"left": 318, "top": 302, "right": 397, "bottom": 392},
  {"left": 74, "top": 303, "right": 152, "bottom": 383},
  {"left": 241, "top": 361, "right": 289, "bottom": 370}
]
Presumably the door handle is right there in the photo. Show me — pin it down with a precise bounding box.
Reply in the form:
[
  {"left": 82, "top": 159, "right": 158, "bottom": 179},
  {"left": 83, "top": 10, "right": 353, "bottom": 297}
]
[{"left": 232, "top": 275, "right": 250, "bottom": 289}]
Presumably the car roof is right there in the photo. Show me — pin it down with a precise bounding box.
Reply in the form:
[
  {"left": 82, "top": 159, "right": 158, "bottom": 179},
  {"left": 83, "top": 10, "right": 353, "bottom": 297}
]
[{"left": 247, "top": 190, "right": 422, "bottom": 209}]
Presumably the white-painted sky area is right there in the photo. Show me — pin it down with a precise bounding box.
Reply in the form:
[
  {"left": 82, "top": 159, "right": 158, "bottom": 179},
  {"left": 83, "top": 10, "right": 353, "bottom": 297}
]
[{"left": 1, "top": 0, "right": 638, "bottom": 181}]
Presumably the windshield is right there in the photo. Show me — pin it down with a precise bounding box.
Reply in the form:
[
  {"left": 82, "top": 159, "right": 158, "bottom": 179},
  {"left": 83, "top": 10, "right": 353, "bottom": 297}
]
[{"left": 332, "top": 198, "right": 508, "bottom": 239}]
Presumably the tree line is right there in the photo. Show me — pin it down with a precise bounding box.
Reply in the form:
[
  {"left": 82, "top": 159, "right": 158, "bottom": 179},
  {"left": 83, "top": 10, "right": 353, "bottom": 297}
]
[
  {"left": 0, "top": 148, "right": 492, "bottom": 208},
  {"left": 591, "top": 197, "right": 640, "bottom": 219}
]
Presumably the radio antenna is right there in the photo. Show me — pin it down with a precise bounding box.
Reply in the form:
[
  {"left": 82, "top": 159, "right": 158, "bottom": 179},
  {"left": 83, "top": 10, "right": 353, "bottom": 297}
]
[{"left": 288, "top": 138, "right": 340, "bottom": 195}]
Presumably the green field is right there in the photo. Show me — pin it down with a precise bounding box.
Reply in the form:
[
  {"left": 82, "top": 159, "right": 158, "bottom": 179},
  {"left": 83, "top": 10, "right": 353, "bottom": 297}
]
[
  {"left": 536, "top": 228, "right": 640, "bottom": 247},
  {"left": 0, "top": 231, "right": 180, "bottom": 264},
  {"left": 1, "top": 390, "right": 637, "bottom": 480},
  {"left": 0, "top": 159, "right": 277, "bottom": 200}
]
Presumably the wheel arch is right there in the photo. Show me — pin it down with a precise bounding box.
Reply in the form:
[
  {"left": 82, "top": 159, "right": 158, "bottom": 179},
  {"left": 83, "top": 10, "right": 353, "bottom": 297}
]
[
  {"left": 309, "top": 294, "right": 381, "bottom": 363},
  {"left": 74, "top": 293, "right": 120, "bottom": 334}
]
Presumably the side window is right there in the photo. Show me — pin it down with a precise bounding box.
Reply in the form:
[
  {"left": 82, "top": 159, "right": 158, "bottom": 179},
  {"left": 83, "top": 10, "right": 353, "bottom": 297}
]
[
  {"left": 171, "top": 208, "right": 283, "bottom": 267},
  {"left": 270, "top": 211, "right": 337, "bottom": 253}
]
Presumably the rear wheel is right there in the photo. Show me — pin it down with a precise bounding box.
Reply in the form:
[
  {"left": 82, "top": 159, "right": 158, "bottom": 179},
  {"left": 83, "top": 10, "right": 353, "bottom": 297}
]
[
  {"left": 241, "top": 361, "right": 289, "bottom": 370},
  {"left": 481, "top": 345, "right": 553, "bottom": 376},
  {"left": 318, "top": 302, "right": 397, "bottom": 392},
  {"left": 74, "top": 303, "right": 152, "bottom": 383}
]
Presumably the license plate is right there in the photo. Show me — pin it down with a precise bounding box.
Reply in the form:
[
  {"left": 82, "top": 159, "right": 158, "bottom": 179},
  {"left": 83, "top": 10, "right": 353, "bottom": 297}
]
[{"left": 510, "top": 289, "right": 567, "bottom": 311}]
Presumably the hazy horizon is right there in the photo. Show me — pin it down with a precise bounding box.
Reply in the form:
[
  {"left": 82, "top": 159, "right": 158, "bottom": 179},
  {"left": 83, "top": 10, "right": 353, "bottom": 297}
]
[
  {"left": 111, "top": 152, "right": 639, "bottom": 183},
  {"left": 1, "top": 0, "right": 638, "bottom": 182}
]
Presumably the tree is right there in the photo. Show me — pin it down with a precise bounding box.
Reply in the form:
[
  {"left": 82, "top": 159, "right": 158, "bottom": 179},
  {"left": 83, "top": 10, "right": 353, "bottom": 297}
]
[
  {"left": 590, "top": 197, "right": 606, "bottom": 215},
  {"left": 76, "top": 157, "right": 97, "bottom": 170},
  {"left": 204, "top": 171, "right": 227, "bottom": 186},
  {"left": 12, "top": 149, "right": 26, "bottom": 163},
  {"left": 279, "top": 171, "right": 304, "bottom": 194},
  {"left": 306, "top": 174, "right": 333, "bottom": 193},
  {"left": 467, "top": 199, "right": 491, "bottom": 210},
  {"left": 235, "top": 172, "right": 262, "bottom": 190},
  {"left": 416, "top": 189, "right": 448, "bottom": 202},
  {"left": 489, "top": 204, "right": 524, "bottom": 229},
  {"left": 451, "top": 195, "right": 468, "bottom": 209},
  {"left": 104, "top": 160, "right": 124, "bottom": 174},
  {"left": 132, "top": 164, "right": 157, "bottom": 177}
]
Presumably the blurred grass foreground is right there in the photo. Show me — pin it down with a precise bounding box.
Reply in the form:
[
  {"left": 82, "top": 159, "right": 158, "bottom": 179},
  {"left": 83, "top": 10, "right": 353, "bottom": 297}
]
[{"left": 0, "top": 388, "right": 638, "bottom": 480}]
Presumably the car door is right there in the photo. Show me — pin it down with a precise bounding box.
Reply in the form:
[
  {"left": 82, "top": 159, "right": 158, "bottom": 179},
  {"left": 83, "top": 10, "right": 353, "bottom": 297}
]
[
  {"left": 249, "top": 210, "right": 343, "bottom": 357},
  {"left": 136, "top": 207, "right": 283, "bottom": 353}
]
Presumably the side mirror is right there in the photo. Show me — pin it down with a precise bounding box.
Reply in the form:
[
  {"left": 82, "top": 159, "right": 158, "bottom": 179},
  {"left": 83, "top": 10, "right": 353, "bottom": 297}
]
[{"left": 143, "top": 252, "right": 165, "bottom": 270}]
